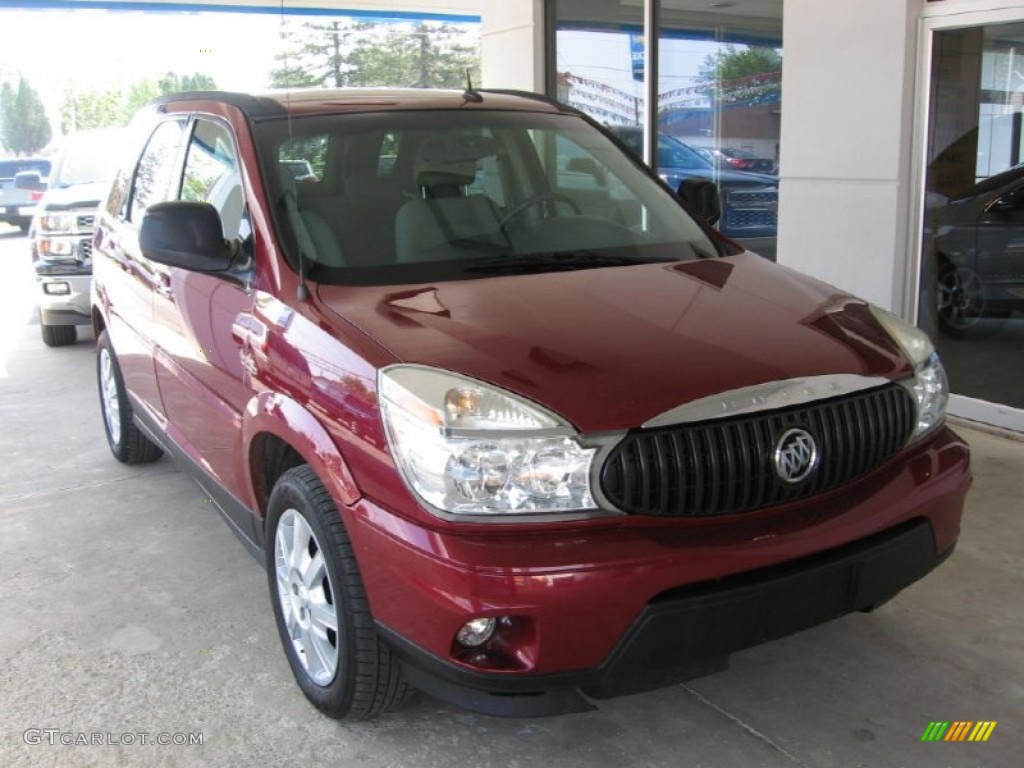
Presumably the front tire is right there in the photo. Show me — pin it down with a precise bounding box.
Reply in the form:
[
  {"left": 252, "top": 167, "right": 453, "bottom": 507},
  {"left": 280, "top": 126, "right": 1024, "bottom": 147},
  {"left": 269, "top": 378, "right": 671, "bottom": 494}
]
[
  {"left": 41, "top": 323, "right": 76, "bottom": 347},
  {"left": 266, "top": 466, "right": 411, "bottom": 720},
  {"left": 96, "top": 330, "right": 163, "bottom": 464}
]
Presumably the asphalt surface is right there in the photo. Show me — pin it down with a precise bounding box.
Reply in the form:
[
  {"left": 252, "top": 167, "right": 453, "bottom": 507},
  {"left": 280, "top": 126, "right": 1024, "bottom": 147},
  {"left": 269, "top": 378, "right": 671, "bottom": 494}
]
[{"left": 0, "top": 222, "right": 1020, "bottom": 767}]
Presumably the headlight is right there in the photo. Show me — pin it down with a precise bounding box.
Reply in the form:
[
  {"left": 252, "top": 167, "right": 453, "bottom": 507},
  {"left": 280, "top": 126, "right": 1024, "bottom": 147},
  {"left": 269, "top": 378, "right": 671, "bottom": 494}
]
[
  {"left": 379, "top": 365, "right": 597, "bottom": 518},
  {"left": 37, "top": 236, "right": 76, "bottom": 257},
  {"left": 870, "top": 306, "right": 949, "bottom": 440},
  {"left": 39, "top": 214, "right": 73, "bottom": 233}
]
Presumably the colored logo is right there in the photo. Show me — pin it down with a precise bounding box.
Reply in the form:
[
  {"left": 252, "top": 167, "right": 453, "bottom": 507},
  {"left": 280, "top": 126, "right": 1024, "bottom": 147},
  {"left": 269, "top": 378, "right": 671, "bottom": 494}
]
[
  {"left": 921, "top": 721, "right": 997, "bottom": 742},
  {"left": 773, "top": 428, "right": 818, "bottom": 483}
]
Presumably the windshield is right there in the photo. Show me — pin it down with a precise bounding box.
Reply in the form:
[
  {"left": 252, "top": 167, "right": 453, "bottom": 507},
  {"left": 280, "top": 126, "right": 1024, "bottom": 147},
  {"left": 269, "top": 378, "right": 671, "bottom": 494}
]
[
  {"left": 53, "top": 130, "right": 124, "bottom": 187},
  {"left": 0, "top": 159, "right": 51, "bottom": 179},
  {"left": 256, "top": 110, "right": 727, "bottom": 286}
]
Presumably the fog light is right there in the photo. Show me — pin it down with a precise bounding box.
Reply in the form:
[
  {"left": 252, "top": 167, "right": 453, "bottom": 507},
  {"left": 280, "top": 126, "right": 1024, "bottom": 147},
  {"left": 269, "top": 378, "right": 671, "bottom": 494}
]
[
  {"left": 456, "top": 617, "right": 496, "bottom": 648},
  {"left": 43, "top": 282, "right": 70, "bottom": 295}
]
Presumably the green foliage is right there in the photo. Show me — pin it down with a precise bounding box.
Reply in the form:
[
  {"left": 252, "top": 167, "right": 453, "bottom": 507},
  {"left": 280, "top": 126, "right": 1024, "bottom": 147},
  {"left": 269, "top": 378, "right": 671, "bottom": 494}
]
[
  {"left": 699, "top": 45, "right": 782, "bottom": 84},
  {"left": 270, "top": 20, "right": 480, "bottom": 89},
  {"left": 60, "top": 72, "right": 217, "bottom": 133},
  {"left": 0, "top": 77, "right": 52, "bottom": 155}
]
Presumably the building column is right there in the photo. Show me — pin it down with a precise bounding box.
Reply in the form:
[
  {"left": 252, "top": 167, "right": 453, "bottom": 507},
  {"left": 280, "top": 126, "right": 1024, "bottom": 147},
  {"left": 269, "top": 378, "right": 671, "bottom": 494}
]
[
  {"left": 480, "top": 0, "right": 546, "bottom": 91},
  {"left": 776, "top": 0, "right": 919, "bottom": 312}
]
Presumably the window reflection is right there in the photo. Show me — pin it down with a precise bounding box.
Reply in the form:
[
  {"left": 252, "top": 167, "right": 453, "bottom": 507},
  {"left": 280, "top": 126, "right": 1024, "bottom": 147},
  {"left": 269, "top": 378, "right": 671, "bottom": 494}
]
[{"left": 921, "top": 23, "right": 1024, "bottom": 411}]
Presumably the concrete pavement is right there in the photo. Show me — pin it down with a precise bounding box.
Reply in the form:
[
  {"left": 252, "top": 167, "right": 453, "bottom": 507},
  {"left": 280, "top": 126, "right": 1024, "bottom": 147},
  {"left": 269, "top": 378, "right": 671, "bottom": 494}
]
[{"left": 0, "top": 223, "right": 1020, "bottom": 767}]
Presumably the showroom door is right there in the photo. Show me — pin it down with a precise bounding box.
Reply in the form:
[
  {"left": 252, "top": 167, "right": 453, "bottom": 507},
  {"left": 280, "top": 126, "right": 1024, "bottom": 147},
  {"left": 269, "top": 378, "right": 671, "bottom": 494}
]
[{"left": 915, "top": 6, "right": 1024, "bottom": 431}]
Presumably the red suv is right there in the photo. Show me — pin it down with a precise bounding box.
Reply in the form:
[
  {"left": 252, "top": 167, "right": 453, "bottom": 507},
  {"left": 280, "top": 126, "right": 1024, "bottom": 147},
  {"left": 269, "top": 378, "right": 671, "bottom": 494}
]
[{"left": 91, "top": 89, "right": 970, "bottom": 719}]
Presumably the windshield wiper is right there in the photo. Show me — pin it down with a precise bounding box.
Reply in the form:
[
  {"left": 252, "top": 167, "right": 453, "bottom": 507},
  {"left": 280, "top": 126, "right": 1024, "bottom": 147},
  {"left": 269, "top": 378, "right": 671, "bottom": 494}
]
[{"left": 464, "top": 250, "right": 659, "bottom": 275}]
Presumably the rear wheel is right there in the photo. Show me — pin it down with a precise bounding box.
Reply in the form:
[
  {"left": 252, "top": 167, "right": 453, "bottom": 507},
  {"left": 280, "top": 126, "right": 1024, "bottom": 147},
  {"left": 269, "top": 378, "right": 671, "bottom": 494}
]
[
  {"left": 266, "top": 466, "right": 411, "bottom": 719},
  {"left": 96, "top": 330, "right": 163, "bottom": 464},
  {"left": 41, "top": 323, "right": 76, "bottom": 347}
]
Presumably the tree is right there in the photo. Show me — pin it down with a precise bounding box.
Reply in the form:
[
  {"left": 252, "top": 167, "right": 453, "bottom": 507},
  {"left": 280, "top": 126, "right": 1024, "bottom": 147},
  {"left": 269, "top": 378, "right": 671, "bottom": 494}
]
[
  {"left": 60, "top": 89, "right": 122, "bottom": 134},
  {"left": 269, "top": 19, "right": 480, "bottom": 89},
  {"left": 698, "top": 45, "right": 782, "bottom": 105},
  {"left": 0, "top": 77, "right": 52, "bottom": 155},
  {"left": 59, "top": 72, "right": 217, "bottom": 133},
  {"left": 270, "top": 20, "right": 363, "bottom": 88},
  {"left": 348, "top": 23, "right": 480, "bottom": 88},
  {"left": 157, "top": 71, "right": 217, "bottom": 94}
]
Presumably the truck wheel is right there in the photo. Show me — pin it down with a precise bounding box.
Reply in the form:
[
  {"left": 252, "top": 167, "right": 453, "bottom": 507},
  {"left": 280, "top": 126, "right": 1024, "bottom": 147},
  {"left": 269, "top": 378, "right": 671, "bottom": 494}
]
[
  {"left": 266, "top": 465, "right": 412, "bottom": 720},
  {"left": 96, "top": 330, "right": 163, "bottom": 464},
  {"left": 41, "top": 323, "right": 76, "bottom": 347}
]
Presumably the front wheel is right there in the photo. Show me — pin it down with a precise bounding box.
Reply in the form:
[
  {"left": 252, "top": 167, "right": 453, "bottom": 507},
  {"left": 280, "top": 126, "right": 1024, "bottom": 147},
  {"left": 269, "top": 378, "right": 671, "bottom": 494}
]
[
  {"left": 266, "top": 466, "right": 411, "bottom": 720},
  {"left": 96, "top": 331, "right": 163, "bottom": 463},
  {"left": 41, "top": 323, "right": 76, "bottom": 347}
]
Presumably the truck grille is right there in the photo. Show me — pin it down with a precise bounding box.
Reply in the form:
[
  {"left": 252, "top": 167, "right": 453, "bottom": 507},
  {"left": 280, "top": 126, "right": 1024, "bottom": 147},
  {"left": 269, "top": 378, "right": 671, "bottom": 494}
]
[
  {"left": 79, "top": 238, "right": 92, "bottom": 260},
  {"left": 723, "top": 188, "right": 777, "bottom": 230},
  {"left": 600, "top": 384, "right": 915, "bottom": 517},
  {"left": 77, "top": 215, "right": 95, "bottom": 230}
]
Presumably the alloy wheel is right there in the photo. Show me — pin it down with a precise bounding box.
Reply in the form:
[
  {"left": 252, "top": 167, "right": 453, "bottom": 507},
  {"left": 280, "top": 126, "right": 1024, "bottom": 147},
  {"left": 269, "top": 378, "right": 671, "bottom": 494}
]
[
  {"left": 98, "top": 347, "right": 121, "bottom": 445},
  {"left": 274, "top": 508, "right": 340, "bottom": 686}
]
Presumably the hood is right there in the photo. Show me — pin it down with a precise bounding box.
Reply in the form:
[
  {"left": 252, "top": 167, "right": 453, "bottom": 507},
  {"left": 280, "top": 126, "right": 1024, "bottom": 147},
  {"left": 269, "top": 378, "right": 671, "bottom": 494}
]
[
  {"left": 37, "top": 181, "right": 107, "bottom": 211},
  {"left": 316, "top": 253, "right": 912, "bottom": 433}
]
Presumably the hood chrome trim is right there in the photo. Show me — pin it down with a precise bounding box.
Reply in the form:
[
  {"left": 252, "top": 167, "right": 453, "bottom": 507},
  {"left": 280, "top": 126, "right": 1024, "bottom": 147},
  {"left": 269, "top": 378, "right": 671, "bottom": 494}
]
[{"left": 642, "top": 374, "right": 892, "bottom": 429}]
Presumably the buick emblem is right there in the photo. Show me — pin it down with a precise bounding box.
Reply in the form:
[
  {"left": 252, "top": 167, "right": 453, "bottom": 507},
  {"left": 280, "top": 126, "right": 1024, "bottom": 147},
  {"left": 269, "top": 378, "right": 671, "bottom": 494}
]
[{"left": 773, "top": 428, "right": 819, "bottom": 484}]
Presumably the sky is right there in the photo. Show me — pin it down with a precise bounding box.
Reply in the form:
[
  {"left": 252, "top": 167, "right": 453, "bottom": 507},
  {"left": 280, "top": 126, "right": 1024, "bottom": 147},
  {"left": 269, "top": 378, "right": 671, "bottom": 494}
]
[{"left": 0, "top": 6, "right": 477, "bottom": 141}]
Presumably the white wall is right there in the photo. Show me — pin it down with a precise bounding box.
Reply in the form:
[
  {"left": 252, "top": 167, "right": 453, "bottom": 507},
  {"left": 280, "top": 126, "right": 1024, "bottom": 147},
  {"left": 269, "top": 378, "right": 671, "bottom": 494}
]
[
  {"left": 776, "top": 0, "right": 919, "bottom": 312},
  {"left": 480, "top": 0, "right": 545, "bottom": 91}
]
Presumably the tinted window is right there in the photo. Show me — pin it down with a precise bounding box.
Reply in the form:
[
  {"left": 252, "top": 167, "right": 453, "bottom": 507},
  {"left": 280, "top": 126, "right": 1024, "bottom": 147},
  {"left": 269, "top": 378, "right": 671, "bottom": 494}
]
[
  {"left": 181, "top": 118, "right": 247, "bottom": 240},
  {"left": 130, "top": 119, "right": 187, "bottom": 223}
]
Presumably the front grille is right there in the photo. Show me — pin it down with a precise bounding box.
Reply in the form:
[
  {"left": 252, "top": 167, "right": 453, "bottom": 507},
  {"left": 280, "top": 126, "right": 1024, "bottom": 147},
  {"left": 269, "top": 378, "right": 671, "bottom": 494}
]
[
  {"left": 600, "top": 384, "right": 915, "bottom": 517},
  {"left": 77, "top": 215, "right": 95, "bottom": 230},
  {"left": 727, "top": 190, "right": 776, "bottom": 206},
  {"left": 79, "top": 238, "right": 92, "bottom": 260},
  {"left": 725, "top": 209, "right": 777, "bottom": 228}
]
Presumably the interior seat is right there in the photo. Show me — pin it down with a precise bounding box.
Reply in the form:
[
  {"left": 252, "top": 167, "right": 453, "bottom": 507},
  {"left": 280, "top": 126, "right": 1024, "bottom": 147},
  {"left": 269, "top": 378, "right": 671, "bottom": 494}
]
[{"left": 394, "top": 137, "right": 502, "bottom": 263}]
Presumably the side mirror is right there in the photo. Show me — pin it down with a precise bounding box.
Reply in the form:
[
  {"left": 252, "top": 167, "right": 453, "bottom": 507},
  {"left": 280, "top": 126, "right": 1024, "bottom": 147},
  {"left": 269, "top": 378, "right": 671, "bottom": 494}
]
[
  {"left": 989, "top": 187, "right": 1024, "bottom": 212},
  {"left": 677, "top": 178, "right": 721, "bottom": 227},
  {"left": 14, "top": 171, "right": 46, "bottom": 192},
  {"left": 140, "top": 201, "right": 234, "bottom": 271}
]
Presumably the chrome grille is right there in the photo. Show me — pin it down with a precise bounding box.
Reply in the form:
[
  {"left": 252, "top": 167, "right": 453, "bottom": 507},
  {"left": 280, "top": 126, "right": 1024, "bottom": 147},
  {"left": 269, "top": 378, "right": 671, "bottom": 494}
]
[
  {"left": 727, "top": 190, "right": 776, "bottom": 206},
  {"left": 79, "top": 238, "right": 92, "bottom": 260},
  {"left": 77, "top": 215, "right": 95, "bottom": 230},
  {"left": 600, "top": 384, "right": 915, "bottom": 517}
]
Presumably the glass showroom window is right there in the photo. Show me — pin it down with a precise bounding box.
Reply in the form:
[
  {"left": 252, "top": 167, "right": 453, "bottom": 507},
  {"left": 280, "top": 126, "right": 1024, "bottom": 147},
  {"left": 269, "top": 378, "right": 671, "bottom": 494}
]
[
  {"left": 919, "top": 21, "right": 1024, "bottom": 416},
  {"left": 550, "top": 0, "right": 783, "bottom": 260}
]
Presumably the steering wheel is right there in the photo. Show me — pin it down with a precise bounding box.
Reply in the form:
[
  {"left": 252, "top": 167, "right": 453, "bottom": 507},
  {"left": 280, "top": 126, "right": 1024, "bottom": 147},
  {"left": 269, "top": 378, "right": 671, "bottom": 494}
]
[{"left": 499, "top": 192, "right": 583, "bottom": 231}]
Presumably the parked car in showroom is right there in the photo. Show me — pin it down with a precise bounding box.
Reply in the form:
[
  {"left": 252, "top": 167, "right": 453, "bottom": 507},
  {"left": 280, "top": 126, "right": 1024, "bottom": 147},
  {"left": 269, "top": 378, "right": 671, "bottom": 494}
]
[
  {"left": 91, "top": 88, "right": 968, "bottom": 720},
  {"left": 605, "top": 126, "right": 778, "bottom": 240},
  {"left": 28, "top": 128, "right": 123, "bottom": 346},
  {"left": 1, "top": 156, "right": 51, "bottom": 231},
  {"left": 931, "top": 163, "right": 1024, "bottom": 335},
  {"left": 700, "top": 145, "right": 778, "bottom": 175}
]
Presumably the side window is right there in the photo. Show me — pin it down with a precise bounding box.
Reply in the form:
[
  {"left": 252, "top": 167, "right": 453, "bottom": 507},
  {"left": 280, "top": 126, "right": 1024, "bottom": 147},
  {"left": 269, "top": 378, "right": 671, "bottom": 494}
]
[
  {"left": 129, "top": 120, "right": 186, "bottom": 224},
  {"left": 181, "top": 119, "right": 247, "bottom": 240}
]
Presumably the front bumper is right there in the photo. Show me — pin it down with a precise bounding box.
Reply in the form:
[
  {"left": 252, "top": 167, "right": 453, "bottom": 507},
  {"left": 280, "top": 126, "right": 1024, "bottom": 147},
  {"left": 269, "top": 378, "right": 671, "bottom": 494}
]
[
  {"left": 37, "top": 273, "right": 92, "bottom": 326},
  {"left": 380, "top": 518, "right": 950, "bottom": 716},
  {"left": 344, "top": 426, "right": 970, "bottom": 716}
]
